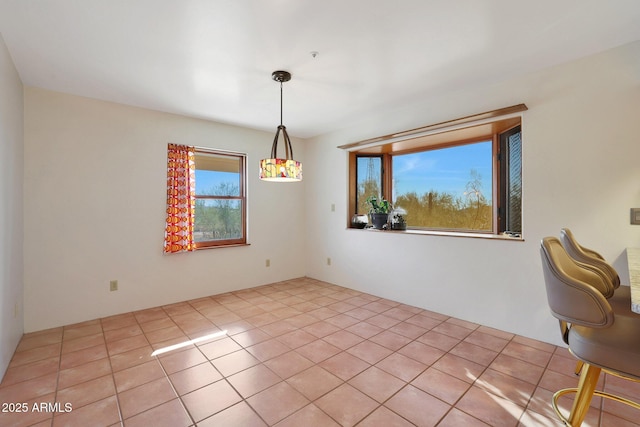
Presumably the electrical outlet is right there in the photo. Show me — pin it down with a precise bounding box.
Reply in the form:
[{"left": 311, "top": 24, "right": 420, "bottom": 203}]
[
  {"left": 327, "top": 257, "right": 331, "bottom": 266},
  {"left": 265, "top": 259, "right": 270, "bottom": 267},
  {"left": 110, "top": 280, "right": 118, "bottom": 291},
  {"left": 331, "top": 204, "right": 335, "bottom": 212}
]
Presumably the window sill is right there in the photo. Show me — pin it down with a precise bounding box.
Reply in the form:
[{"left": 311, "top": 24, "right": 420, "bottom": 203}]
[
  {"left": 195, "top": 243, "right": 251, "bottom": 250},
  {"left": 347, "top": 227, "right": 524, "bottom": 241}
]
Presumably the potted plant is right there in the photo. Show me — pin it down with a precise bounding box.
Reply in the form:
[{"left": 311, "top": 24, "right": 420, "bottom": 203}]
[
  {"left": 390, "top": 207, "right": 407, "bottom": 230},
  {"left": 365, "top": 196, "right": 391, "bottom": 229}
]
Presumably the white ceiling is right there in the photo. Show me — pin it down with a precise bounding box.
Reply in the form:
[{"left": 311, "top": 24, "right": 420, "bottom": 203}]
[{"left": 1, "top": 0, "right": 640, "bottom": 138}]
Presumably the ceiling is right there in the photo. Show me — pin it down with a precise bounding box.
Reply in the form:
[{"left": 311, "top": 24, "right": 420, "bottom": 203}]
[{"left": 1, "top": 0, "right": 640, "bottom": 139}]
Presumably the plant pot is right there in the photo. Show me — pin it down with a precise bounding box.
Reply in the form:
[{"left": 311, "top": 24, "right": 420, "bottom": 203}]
[
  {"left": 351, "top": 214, "right": 369, "bottom": 229},
  {"left": 370, "top": 213, "right": 389, "bottom": 230}
]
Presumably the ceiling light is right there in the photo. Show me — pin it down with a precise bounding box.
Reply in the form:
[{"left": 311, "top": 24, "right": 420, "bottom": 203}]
[{"left": 259, "top": 70, "right": 302, "bottom": 182}]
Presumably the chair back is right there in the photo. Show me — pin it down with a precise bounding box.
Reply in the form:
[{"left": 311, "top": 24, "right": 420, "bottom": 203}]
[
  {"left": 560, "top": 228, "right": 621, "bottom": 290},
  {"left": 540, "top": 237, "right": 614, "bottom": 330}
]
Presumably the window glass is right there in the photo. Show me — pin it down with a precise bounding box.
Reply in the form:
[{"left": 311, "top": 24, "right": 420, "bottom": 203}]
[
  {"left": 356, "top": 156, "right": 382, "bottom": 214},
  {"left": 194, "top": 199, "right": 243, "bottom": 242},
  {"left": 195, "top": 170, "right": 240, "bottom": 196},
  {"left": 501, "top": 127, "right": 522, "bottom": 234},
  {"left": 392, "top": 142, "right": 493, "bottom": 231}
]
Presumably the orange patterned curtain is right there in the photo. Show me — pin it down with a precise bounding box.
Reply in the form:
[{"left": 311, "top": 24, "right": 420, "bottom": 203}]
[{"left": 163, "top": 143, "right": 196, "bottom": 253}]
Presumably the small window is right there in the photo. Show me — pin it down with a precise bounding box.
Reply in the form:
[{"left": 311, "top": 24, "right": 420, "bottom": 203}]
[
  {"left": 356, "top": 156, "right": 383, "bottom": 215},
  {"left": 499, "top": 126, "right": 522, "bottom": 234},
  {"left": 194, "top": 149, "right": 246, "bottom": 248}
]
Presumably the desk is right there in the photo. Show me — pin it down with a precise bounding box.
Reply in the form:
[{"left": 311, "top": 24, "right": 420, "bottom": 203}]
[{"left": 627, "top": 247, "right": 640, "bottom": 314}]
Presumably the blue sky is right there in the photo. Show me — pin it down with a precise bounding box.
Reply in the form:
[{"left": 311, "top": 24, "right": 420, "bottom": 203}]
[
  {"left": 392, "top": 141, "right": 492, "bottom": 201},
  {"left": 196, "top": 141, "right": 493, "bottom": 201},
  {"left": 195, "top": 170, "right": 239, "bottom": 195}
]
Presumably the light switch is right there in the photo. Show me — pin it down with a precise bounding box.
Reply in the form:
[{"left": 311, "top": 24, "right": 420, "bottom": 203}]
[{"left": 631, "top": 208, "right": 640, "bottom": 225}]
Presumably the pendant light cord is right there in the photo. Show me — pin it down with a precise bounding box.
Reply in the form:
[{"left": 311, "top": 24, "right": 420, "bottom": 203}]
[
  {"left": 279, "top": 80, "right": 291, "bottom": 159},
  {"left": 280, "top": 81, "right": 284, "bottom": 126}
]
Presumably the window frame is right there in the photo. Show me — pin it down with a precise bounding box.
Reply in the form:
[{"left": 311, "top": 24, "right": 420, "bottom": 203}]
[
  {"left": 193, "top": 148, "right": 247, "bottom": 249},
  {"left": 345, "top": 106, "right": 526, "bottom": 239},
  {"left": 498, "top": 125, "right": 522, "bottom": 236}
]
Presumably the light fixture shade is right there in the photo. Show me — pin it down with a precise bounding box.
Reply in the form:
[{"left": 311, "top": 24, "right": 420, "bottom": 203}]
[
  {"left": 260, "top": 70, "right": 303, "bottom": 182},
  {"left": 259, "top": 158, "right": 302, "bottom": 181}
]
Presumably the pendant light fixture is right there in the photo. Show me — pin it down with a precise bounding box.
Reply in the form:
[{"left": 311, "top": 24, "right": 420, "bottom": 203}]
[{"left": 259, "top": 70, "right": 302, "bottom": 182}]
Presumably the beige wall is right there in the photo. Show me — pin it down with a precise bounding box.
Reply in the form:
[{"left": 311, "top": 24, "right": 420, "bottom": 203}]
[
  {"left": 303, "top": 41, "right": 640, "bottom": 345},
  {"left": 0, "top": 33, "right": 24, "bottom": 377},
  {"left": 23, "top": 89, "right": 307, "bottom": 332}
]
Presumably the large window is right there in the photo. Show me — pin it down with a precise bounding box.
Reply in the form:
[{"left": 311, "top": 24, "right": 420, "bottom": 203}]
[
  {"left": 346, "top": 106, "right": 525, "bottom": 237},
  {"left": 194, "top": 149, "right": 246, "bottom": 248},
  {"left": 392, "top": 141, "right": 493, "bottom": 231}
]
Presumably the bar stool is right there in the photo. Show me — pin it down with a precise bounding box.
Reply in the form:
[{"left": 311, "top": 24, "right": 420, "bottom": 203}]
[
  {"left": 560, "top": 228, "right": 632, "bottom": 314},
  {"left": 540, "top": 237, "right": 640, "bottom": 426}
]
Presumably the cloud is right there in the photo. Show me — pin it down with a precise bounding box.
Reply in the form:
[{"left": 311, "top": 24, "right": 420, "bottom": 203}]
[{"left": 394, "top": 154, "right": 436, "bottom": 174}]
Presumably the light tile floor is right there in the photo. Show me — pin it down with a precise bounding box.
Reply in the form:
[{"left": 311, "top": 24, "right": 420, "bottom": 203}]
[{"left": 1, "top": 277, "right": 639, "bottom": 427}]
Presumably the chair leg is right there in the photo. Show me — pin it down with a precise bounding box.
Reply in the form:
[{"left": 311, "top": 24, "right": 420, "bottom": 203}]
[
  {"left": 568, "top": 363, "right": 601, "bottom": 427},
  {"left": 574, "top": 360, "right": 584, "bottom": 375}
]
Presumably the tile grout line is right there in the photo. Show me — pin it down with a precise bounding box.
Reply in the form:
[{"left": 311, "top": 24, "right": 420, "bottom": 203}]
[
  {"left": 429, "top": 321, "right": 487, "bottom": 426},
  {"left": 49, "top": 327, "right": 65, "bottom": 426},
  {"left": 101, "top": 319, "right": 125, "bottom": 427},
  {"left": 220, "top": 285, "right": 316, "bottom": 427},
  {"left": 519, "top": 341, "right": 568, "bottom": 425},
  {"left": 190, "top": 331, "right": 271, "bottom": 426},
  {"left": 138, "top": 305, "right": 199, "bottom": 426},
  {"left": 151, "top": 352, "right": 197, "bottom": 427}
]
